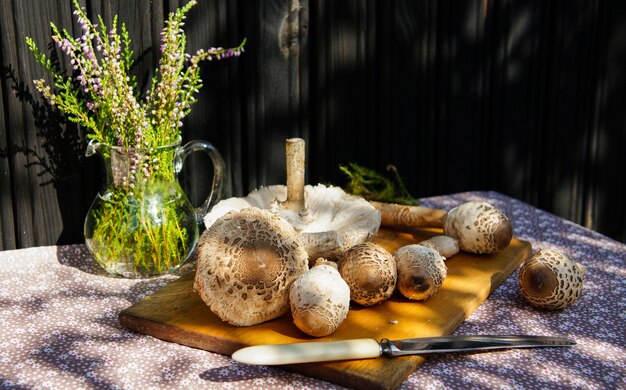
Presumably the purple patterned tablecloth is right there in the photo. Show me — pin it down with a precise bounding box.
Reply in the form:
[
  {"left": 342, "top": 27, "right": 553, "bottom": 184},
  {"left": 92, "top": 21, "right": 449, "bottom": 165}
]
[{"left": 1, "top": 191, "right": 625, "bottom": 389}]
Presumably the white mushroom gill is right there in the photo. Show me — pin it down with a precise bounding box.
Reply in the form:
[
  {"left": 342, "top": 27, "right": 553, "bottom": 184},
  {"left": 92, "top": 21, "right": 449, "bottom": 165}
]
[{"left": 204, "top": 184, "right": 381, "bottom": 259}]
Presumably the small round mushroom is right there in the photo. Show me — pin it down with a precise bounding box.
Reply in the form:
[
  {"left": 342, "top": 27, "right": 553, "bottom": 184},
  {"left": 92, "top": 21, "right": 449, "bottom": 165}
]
[
  {"left": 444, "top": 201, "right": 512, "bottom": 254},
  {"left": 289, "top": 258, "right": 350, "bottom": 337},
  {"left": 519, "top": 249, "right": 585, "bottom": 310},
  {"left": 370, "top": 200, "right": 513, "bottom": 254},
  {"left": 394, "top": 244, "right": 447, "bottom": 300},
  {"left": 194, "top": 208, "right": 309, "bottom": 326},
  {"left": 338, "top": 242, "right": 397, "bottom": 306}
]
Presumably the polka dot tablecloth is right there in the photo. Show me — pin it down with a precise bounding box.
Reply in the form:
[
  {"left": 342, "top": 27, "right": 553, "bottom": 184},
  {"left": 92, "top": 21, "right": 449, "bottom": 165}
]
[{"left": 1, "top": 191, "right": 624, "bottom": 389}]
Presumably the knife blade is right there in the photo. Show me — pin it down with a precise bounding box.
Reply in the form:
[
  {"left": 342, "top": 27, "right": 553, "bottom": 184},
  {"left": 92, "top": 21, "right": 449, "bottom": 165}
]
[{"left": 231, "top": 335, "right": 575, "bottom": 365}]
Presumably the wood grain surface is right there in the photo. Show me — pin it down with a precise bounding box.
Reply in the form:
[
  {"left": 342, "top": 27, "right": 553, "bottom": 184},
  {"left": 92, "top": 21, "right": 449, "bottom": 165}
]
[
  {"left": 2, "top": 0, "right": 626, "bottom": 251},
  {"left": 119, "top": 227, "right": 532, "bottom": 390}
]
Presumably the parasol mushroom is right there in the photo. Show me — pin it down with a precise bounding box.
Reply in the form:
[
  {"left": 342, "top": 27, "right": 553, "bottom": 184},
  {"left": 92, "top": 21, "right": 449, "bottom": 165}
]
[
  {"left": 394, "top": 244, "right": 447, "bottom": 301},
  {"left": 518, "top": 248, "right": 585, "bottom": 310},
  {"left": 204, "top": 138, "right": 381, "bottom": 259},
  {"left": 338, "top": 242, "right": 397, "bottom": 306},
  {"left": 194, "top": 207, "right": 309, "bottom": 326},
  {"left": 290, "top": 258, "right": 351, "bottom": 337},
  {"left": 371, "top": 200, "right": 512, "bottom": 254}
]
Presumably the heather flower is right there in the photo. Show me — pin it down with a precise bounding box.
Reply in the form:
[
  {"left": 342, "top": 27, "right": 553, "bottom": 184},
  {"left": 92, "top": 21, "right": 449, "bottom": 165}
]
[
  {"left": 26, "top": 0, "right": 245, "bottom": 157},
  {"left": 27, "top": 2, "right": 243, "bottom": 278}
]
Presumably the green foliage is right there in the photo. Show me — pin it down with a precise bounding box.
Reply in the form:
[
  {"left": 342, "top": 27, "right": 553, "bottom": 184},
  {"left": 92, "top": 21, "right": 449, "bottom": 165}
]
[
  {"left": 24, "top": 0, "right": 243, "bottom": 276},
  {"left": 87, "top": 183, "right": 193, "bottom": 276},
  {"left": 83, "top": 147, "right": 198, "bottom": 276},
  {"left": 339, "top": 162, "right": 420, "bottom": 206},
  {"left": 26, "top": 0, "right": 245, "bottom": 148}
]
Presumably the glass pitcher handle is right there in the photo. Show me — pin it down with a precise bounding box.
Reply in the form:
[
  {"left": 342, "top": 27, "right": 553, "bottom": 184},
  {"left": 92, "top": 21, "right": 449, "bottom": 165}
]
[{"left": 176, "top": 140, "right": 225, "bottom": 224}]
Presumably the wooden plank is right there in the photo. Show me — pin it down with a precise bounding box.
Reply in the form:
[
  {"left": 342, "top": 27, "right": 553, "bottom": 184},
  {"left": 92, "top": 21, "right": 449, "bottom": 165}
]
[
  {"left": 1, "top": 0, "right": 37, "bottom": 248},
  {"left": 240, "top": 0, "right": 306, "bottom": 190},
  {"left": 120, "top": 227, "right": 532, "bottom": 390},
  {"left": 308, "top": 0, "right": 377, "bottom": 186},
  {"left": 0, "top": 46, "right": 16, "bottom": 250},
  {"left": 586, "top": 1, "right": 626, "bottom": 242},
  {"left": 380, "top": 0, "right": 438, "bottom": 193},
  {"left": 1, "top": 0, "right": 625, "bottom": 248},
  {"left": 28, "top": 0, "right": 77, "bottom": 245},
  {"left": 11, "top": 0, "right": 99, "bottom": 246},
  {"left": 176, "top": 0, "right": 241, "bottom": 203}
]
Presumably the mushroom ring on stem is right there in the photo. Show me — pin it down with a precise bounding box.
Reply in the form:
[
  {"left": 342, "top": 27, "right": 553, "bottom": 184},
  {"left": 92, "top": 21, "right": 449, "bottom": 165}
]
[
  {"left": 204, "top": 138, "right": 381, "bottom": 260},
  {"left": 371, "top": 200, "right": 513, "bottom": 254},
  {"left": 194, "top": 208, "right": 309, "bottom": 326},
  {"left": 519, "top": 249, "right": 585, "bottom": 310}
]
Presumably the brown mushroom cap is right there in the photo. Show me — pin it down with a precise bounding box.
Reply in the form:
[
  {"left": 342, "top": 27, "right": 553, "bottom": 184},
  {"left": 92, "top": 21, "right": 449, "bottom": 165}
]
[
  {"left": 338, "top": 242, "right": 397, "bottom": 306},
  {"left": 519, "top": 248, "right": 585, "bottom": 310},
  {"left": 394, "top": 244, "right": 447, "bottom": 300},
  {"left": 443, "top": 201, "right": 513, "bottom": 254},
  {"left": 194, "top": 208, "right": 309, "bottom": 326},
  {"left": 203, "top": 184, "right": 381, "bottom": 259},
  {"left": 289, "top": 259, "right": 350, "bottom": 337}
]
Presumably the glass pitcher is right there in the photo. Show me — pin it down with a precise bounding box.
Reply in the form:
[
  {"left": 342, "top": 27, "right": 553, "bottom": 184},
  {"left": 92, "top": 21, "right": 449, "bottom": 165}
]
[{"left": 83, "top": 137, "right": 224, "bottom": 278}]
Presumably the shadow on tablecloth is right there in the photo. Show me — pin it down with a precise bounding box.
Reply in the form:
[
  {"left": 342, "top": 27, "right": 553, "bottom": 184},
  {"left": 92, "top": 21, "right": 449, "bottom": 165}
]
[
  {"left": 56, "top": 245, "right": 112, "bottom": 277},
  {"left": 55, "top": 244, "right": 198, "bottom": 278},
  {"left": 199, "top": 365, "right": 269, "bottom": 382}
]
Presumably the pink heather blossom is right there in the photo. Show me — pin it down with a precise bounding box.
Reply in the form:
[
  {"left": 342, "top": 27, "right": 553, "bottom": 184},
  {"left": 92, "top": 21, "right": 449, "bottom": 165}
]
[{"left": 28, "top": 0, "right": 244, "bottom": 177}]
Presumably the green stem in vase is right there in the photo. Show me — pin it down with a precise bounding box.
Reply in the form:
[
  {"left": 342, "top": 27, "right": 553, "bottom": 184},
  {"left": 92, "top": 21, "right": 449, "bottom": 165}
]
[
  {"left": 88, "top": 184, "right": 190, "bottom": 276},
  {"left": 27, "top": 0, "right": 238, "bottom": 277}
]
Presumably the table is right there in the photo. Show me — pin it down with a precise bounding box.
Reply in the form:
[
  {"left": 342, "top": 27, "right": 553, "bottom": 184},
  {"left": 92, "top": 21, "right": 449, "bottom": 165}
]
[{"left": 1, "top": 191, "right": 624, "bottom": 389}]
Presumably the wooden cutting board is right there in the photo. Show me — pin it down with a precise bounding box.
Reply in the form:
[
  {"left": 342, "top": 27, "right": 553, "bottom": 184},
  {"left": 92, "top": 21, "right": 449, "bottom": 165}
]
[{"left": 119, "top": 227, "right": 531, "bottom": 390}]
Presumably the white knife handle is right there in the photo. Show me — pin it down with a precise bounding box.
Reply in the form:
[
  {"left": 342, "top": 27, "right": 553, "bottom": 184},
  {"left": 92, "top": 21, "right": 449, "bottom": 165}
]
[{"left": 231, "top": 338, "right": 382, "bottom": 365}]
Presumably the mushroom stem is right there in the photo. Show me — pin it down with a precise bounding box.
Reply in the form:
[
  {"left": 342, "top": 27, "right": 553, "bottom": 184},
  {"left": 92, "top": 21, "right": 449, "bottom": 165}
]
[
  {"left": 419, "top": 235, "right": 460, "bottom": 259},
  {"left": 285, "top": 138, "right": 306, "bottom": 211},
  {"left": 371, "top": 200, "right": 513, "bottom": 254},
  {"left": 369, "top": 201, "right": 448, "bottom": 228}
]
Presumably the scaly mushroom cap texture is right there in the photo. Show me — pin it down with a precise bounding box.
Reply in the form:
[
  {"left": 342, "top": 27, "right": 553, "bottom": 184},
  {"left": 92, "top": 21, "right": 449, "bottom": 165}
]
[
  {"left": 289, "top": 259, "right": 350, "bottom": 337},
  {"left": 194, "top": 208, "right": 309, "bottom": 326},
  {"left": 203, "top": 184, "right": 381, "bottom": 259},
  {"left": 443, "top": 201, "right": 513, "bottom": 254},
  {"left": 338, "top": 242, "right": 397, "bottom": 306},
  {"left": 518, "top": 249, "right": 585, "bottom": 310},
  {"left": 394, "top": 244, "right": 447, "bottom": 301}
]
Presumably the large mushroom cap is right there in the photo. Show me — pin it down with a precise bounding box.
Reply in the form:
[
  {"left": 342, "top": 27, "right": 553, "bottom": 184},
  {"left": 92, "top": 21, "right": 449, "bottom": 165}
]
[
  {"left": 194, "top": 207, "right": 309, "bottom": 326},
  {"left": 443, "top": 201, "right": 513, "bottom": 254},
  {"left": 204, "top": 184, "right": 381, "bottom": 259}
]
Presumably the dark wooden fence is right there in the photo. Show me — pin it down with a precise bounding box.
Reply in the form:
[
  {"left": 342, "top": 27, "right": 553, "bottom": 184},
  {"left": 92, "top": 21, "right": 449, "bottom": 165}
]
[{"left": 2, "top": 0, "right": 626, "bottom": 250}]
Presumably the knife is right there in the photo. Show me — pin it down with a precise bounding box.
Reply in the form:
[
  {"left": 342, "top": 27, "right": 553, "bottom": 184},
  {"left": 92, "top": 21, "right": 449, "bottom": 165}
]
[{"left": 231, "top": 335, "right": 575, "bottom": 365}]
